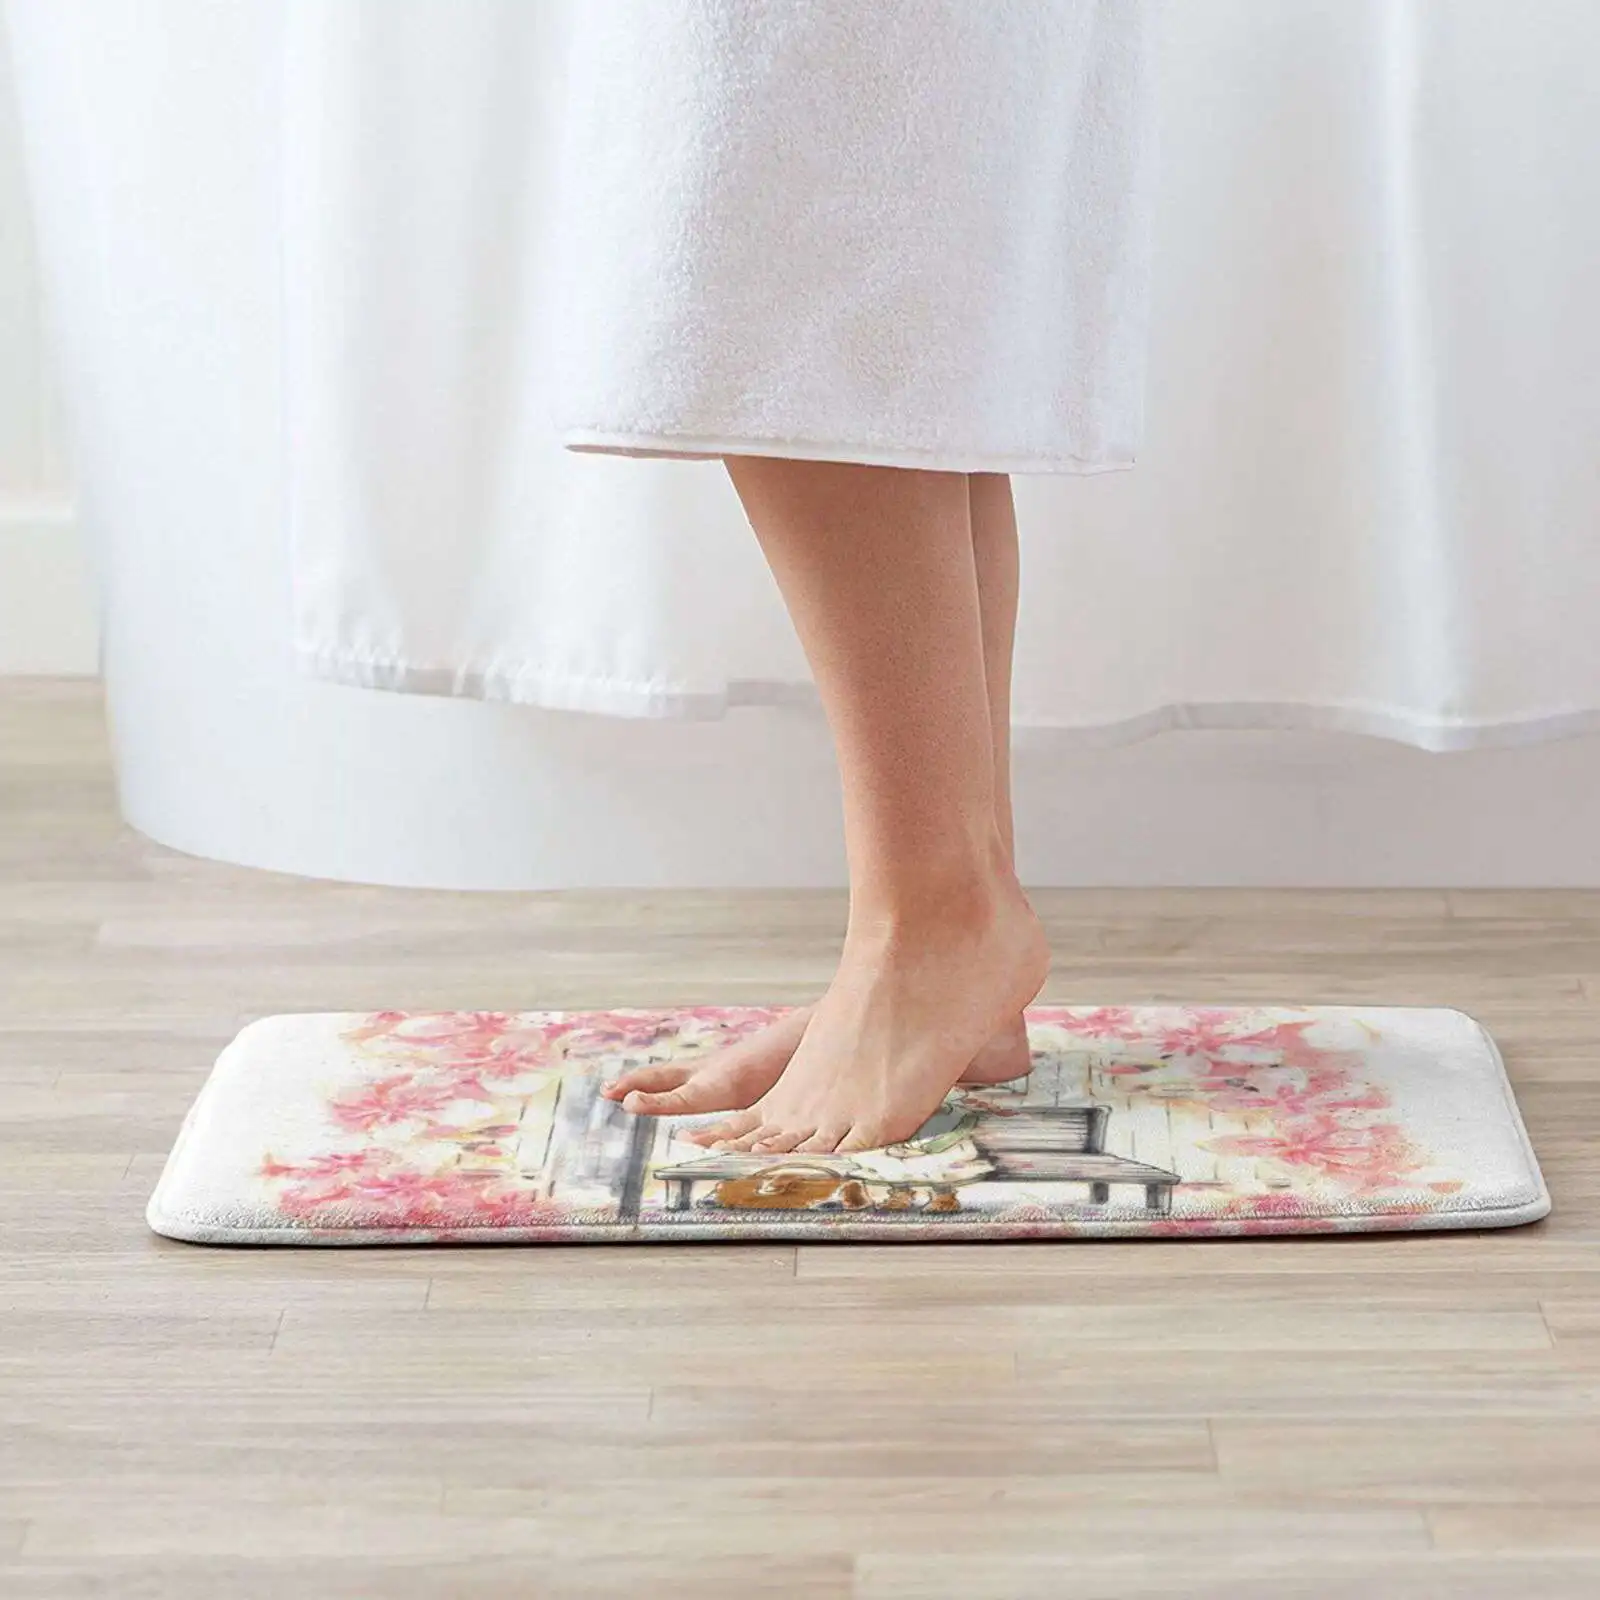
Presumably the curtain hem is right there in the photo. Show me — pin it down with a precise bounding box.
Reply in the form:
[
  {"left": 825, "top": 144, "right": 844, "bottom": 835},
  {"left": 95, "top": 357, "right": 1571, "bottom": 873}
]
[{"left": 294, "top": 645, "right": 1600, "bottom": 755}]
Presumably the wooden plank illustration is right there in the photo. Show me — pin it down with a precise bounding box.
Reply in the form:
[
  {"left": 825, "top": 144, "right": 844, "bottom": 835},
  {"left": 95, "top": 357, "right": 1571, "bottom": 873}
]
[
  {"left": 1209, "top": 1105, "right": 1257, "bottom": 1191},
  {"left": 1168, "top": 1097, "right": 1222, "bottom": 1183},
  {"left": 1124, "top": 1093, "right": 1174, "bottom": 1174}
]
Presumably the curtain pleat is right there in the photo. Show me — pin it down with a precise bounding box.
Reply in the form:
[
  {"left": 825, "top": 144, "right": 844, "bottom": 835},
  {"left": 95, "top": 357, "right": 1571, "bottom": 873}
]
[{"left": 285, "top": 0, "right": 1600, "bottom": 754}]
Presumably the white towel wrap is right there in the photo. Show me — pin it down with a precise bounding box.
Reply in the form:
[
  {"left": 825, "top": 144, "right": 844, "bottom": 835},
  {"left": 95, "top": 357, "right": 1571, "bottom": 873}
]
[{"left": 546, "top": 0, "right": 1160, "bottom": 474}]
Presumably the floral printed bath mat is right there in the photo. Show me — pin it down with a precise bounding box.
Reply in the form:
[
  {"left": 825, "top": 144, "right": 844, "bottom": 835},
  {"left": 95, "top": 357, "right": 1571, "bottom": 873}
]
[{"left": 147, "top": 1004, "right": 1549, "bottom": 1244}]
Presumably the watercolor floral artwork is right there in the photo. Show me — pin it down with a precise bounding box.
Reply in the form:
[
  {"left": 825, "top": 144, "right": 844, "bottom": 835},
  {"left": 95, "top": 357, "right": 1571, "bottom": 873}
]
[{"left": 147, "top": 1004, "right": 1550, "bottom": 1244}]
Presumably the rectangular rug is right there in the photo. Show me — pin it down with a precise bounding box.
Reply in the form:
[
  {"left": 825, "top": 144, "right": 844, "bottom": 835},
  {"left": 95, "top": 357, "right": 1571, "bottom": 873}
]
[{"left": 146, "top": 1004, "right": 1550, "bottom": 1244}]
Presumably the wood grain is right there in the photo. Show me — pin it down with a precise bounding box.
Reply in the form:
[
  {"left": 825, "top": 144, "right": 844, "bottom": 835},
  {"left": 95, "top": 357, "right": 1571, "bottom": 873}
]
[{"left": 2, "top": 679, "right": 1597, "bottom": 1598}]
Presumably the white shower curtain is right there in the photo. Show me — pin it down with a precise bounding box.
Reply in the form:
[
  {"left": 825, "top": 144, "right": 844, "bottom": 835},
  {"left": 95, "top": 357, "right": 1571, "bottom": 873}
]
[{"left": 285, "top": 0, "right": 1600, "bottom": 755}]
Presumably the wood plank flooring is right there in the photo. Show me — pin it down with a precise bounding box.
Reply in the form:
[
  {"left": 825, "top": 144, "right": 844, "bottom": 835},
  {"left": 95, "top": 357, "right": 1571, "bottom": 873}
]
[{"left": 2, "top": 678, "right": 1597, "bottom": 1598}]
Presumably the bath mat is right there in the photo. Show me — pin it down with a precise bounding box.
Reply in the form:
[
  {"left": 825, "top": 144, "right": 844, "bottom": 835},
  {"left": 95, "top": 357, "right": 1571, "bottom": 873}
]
[{"left": 147, "top": 1004, "right": 1549, "bottom": 1245}]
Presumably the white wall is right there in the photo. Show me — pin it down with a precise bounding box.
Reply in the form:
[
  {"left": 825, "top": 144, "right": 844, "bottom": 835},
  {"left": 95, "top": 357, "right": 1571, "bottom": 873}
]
[
  {"left": 0, "top": 12, "right": 94, "bottom": 673},
  {"left": 3, "top": 12, "right": 1598, "bottom": 888}
]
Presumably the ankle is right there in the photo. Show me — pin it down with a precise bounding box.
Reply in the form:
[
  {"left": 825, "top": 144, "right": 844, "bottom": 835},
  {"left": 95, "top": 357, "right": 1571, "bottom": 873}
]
[{"left": 846, "top": 855, "right": 1028, "bottom": 945}]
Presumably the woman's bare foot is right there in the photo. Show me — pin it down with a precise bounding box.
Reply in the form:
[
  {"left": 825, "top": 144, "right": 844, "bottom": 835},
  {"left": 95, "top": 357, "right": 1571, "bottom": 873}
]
[
  {"left": 688, "top": 873, "right": 1050, "bottom": 1154},
  {"left": 599, "top": 1003, "right": 1032, "bottom": 1118}
]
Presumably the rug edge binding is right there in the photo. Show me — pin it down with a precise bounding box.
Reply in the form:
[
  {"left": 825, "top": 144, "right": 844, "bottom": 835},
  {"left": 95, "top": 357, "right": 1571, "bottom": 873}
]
[
  {"left": 143, "top": 1003, "right": 1554, "bottom": 1247},
  {"left": 145, "top": 1190, "right": 1554, "bottom": 1248}
]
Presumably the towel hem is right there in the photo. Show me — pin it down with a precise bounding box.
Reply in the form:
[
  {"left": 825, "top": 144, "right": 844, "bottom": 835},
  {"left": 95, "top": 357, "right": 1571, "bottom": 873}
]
[{"left": 559, "top": 428, "right": 1138, "bottom": 476}]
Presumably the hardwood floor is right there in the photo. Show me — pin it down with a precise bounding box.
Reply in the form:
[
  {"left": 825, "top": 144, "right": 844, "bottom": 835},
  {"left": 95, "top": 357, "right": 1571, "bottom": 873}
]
[{"left": 2, "top": 677, "right": 1597, "bottom": 1598}]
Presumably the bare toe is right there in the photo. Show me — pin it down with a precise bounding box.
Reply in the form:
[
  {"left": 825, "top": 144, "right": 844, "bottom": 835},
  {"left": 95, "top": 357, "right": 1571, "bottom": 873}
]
[
  {"left": 687, "top": 1109, "right": 763, "bottom": 1147},
  {"left": 716, "top": 1124, "right": 783, "bottom": 1153},
  {"left": 602, "top": 1062, "right": 687, "bottom": 1101},
  {"left": 837, "top": 1124, "right": 893, "bottom": 1154},
  {"left": 622, "top": 1083, "right": 712, "bottom": 1116},
  {"left": 751, "top": 1128, "right": 812, "bottom": 1154},
  {"left": 795, "top": 1127, "right": 849, "bottom": 1154}
]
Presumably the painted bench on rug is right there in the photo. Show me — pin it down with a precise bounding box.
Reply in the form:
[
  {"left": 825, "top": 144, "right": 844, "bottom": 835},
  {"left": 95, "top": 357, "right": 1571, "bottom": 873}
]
[{"left": 656, "top": 1103, "right": 1182, "bottom": 1215}]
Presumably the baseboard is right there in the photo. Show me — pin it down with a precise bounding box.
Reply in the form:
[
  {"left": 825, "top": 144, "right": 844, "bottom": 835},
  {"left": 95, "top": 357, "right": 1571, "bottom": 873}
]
[{"left": 0, "top": 493, "right": 97, "bottom": 673}]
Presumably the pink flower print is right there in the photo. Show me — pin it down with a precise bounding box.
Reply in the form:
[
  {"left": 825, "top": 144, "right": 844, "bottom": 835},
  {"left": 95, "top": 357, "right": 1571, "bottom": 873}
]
[
  {"left": 1204, "top": 1113, "right": 1424, "bottom": 1194},
  {"left": 678, "top": 1005, "right": 795, "bottom": 1031},
  {"left": 1144, "top": 1012, "right": 1320, "bottom": 1067},
  {"left": 260, "top": 1147, "right": 400, "bottom": 1210},
  {"left": 334, "top": 1166, "right": 458, "bottom": 1220},
  {"left": 260, "top": 1148, "right": 382, "bottom": 1183},
  {"left": 1098, "top": 1059, "right": 1166, "bottom": 1077},
  {"left": 1146, "top": 1007, "right": 1258, "bottom": 1055},
  {"left": 458, "top": 1183, "right": 569, "bottom": 1229},
  {"left": 1055, "top": 1009, "right": 1342, "bottom": 1087},
  {"left": 341, "top": 1010, "right": 564, "bottom": 1078},
  {"left": 263, "top": 1144, "right": 558, "bottom": 1229},
  {"left": 1051, "top": 1006, "right": 1150, "bottom": 1042},
  {"left": 378, "top": 1011, "right": 512, "bottom": 1050},
  {"left": 413, "top": 1013, "right": 546, "bottom": 1068},
  {"left": 341, "top": 1010, "right": 413, "bottom": 1047},
  {"left": 286, "top": 1164, "right": 435, "bottom": 1224},
  {"left": 413, "top": 1113, "right": 523, "bottom": 1147},
  {"left": 652, "top": 1004, "right": 796, "bottom": 1056},
  {"left": 474, "top": 1017, "right": 570, "bottom": 1076},
  {"left": 553, "top": 1010, "right": 682, "bottom": 1059},
  {"left": 1198, "top": 1063, "right": 1393, "bottom": 1127},
  {"left": 1202, "top": 1114, "right": 1345, "bottom": 1166},
  {"left": 328, "top": 1073, "right": 462, "bottom": 1133}
]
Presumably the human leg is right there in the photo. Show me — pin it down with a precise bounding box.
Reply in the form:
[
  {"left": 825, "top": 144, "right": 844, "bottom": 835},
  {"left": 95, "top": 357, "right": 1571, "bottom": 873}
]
[
  {"left": 686, "top": 457, "right": 1047, "bottom": 1153},
  {"left": 602, "top": 471, "right": 1036, "bottom": 1118}
]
